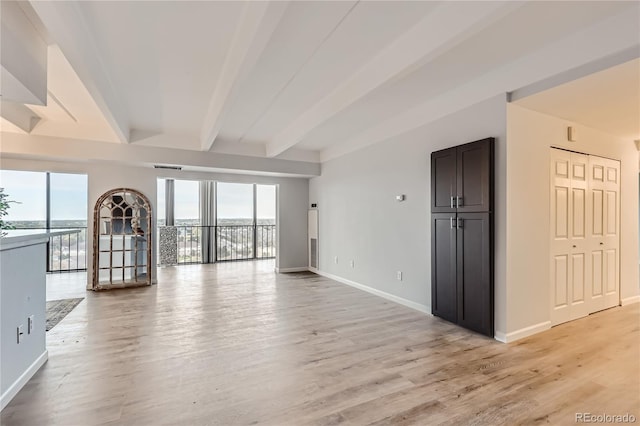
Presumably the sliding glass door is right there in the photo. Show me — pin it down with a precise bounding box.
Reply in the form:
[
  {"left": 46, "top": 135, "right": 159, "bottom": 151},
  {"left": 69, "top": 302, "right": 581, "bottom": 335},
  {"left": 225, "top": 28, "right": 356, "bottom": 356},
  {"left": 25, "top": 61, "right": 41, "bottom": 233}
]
[
  {"left": 216, "top": 182, "right": 254, "bottom": 261},
  {"left": 156, "top": 179, "right": 276, "bottom": 265}
]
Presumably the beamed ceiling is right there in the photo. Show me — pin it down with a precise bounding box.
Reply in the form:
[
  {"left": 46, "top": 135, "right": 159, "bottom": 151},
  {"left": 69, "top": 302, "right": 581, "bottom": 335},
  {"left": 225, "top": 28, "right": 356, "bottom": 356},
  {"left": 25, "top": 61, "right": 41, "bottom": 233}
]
[{"left": 2, "top": 1, "right": 639, "bottom": 164}]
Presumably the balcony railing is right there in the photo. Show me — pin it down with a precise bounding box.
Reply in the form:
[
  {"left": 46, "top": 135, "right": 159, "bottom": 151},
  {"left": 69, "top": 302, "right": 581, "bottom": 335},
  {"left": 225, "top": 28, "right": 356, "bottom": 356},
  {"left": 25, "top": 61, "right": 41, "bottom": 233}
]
[
  {"left": 161, "top": 225, "right": 276, "bottom": 265},
  {"left": 176, "top": 225, "right": 203, "bottom": 264},
  {"left": 9, "top": 227, "right": 88, "bottom": 272},
  {"left": 48, "top": 228, "right": 88, "bottom": 272}
]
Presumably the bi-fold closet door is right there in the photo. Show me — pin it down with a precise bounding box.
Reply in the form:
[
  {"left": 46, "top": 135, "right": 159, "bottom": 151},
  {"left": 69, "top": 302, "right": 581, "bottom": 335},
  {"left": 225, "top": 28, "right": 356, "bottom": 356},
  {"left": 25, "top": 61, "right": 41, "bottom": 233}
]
[{"left": 550, "top": 148, "right": 620, "bottom": 326}]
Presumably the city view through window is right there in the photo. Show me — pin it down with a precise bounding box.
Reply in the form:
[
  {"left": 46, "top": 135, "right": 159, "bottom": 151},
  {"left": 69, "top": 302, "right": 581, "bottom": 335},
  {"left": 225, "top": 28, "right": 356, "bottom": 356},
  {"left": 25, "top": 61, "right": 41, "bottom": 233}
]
[
  {"left": 0, "top": 170, "right": 88, "bottom": 271},
  {"left": 0, "top": 172, "right": 278, "bottom": 270},
  {"left": 157, "top": 179, "right": 277, "bottom": 263}
]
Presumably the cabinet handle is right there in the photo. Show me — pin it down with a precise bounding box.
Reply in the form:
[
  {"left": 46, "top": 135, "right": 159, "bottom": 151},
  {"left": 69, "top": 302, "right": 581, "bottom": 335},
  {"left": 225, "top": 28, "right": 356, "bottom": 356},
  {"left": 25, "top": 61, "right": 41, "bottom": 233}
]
[
  {"left": 457, "top": 217, "right": 463, "bottom": 229},
  {"left": 450, "top": 196, "right": 455, "bottom": 208},
  {"left": 456, "top": 196, "right": 463, "bottom": 208},
  {"left": 450, "top": 217, "right": 455, "bottom": 229},
  {"left": 599, "top": 242, "right": 604, "bottom": 245}
]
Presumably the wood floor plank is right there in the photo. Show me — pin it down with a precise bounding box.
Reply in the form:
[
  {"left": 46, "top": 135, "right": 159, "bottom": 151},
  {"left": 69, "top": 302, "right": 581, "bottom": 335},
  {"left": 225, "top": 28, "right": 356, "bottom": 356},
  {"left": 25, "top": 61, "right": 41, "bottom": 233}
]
[{"left": 2, "top": 261, "right": 638, "bottom": 425}]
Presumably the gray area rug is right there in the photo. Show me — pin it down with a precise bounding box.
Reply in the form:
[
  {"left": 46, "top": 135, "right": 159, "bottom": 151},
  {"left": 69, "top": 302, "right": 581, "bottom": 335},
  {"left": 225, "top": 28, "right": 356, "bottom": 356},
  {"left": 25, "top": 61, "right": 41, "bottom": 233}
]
[{"left": 46, "top": 298, "right": 84, "bottom": 331}]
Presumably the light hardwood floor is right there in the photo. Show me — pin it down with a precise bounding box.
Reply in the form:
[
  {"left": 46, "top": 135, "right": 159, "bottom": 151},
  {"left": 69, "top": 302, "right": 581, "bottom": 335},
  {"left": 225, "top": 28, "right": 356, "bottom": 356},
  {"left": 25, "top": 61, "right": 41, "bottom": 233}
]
[{"left": 3, "top": 261, "right": 639, "bottom": 425}]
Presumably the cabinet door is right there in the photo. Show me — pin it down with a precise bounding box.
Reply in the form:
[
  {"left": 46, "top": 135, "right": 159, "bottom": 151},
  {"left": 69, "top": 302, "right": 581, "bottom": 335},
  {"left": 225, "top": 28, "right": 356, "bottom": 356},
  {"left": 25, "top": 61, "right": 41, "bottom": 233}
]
[
  {"left": 431, "top": 213, "right": 457, "bottom": 322},
  {"left": 456, "top": 138, "right": 493, "bottom": 213},
  {"left": 431, "top": 147, "right": 457, "bottom": 213},
  {"left": 456, "top": 212, "right": 493, "bottom": 336}
]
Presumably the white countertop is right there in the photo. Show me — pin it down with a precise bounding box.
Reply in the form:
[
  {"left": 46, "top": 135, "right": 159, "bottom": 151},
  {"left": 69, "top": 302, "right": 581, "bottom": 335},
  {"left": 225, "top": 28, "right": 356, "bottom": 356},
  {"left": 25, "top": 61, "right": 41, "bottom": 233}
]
[{"left": 0, "top": 229, "right": 81, "bottom": 251}]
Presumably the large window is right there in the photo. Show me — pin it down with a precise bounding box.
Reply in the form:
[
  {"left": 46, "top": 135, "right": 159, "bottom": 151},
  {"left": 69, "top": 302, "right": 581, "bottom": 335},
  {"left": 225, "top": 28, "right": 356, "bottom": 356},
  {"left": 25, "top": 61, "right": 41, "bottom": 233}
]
[
  {"left": 0, "top": 170, "right": 47, "bottom": 228},
  {"left": 173, "top": 180, "right": 201, "bottom": 263},
  {"left": 49, "top": 173, "right": 88, "bottom": 271},
  {"left": 256, "top": 184, "right": 276, "bottom": 225},
  {"left": 216, "top": 182, "right": 254, "bottom": 226},
  {"left": 157, "top": 179, "right": 277, "bottom": 264},
  {"left": 216, "top": 182, "right": 254, "bottom": 260},
  {"left": 256, "top": 185, "right": 276, "bottom": 258},
  {"left": 0, "top": 170, "right": 88, "bottom": 271},
  {"left": 174, "top": 180, "right": 199, "bottom": 225},
  {"left": 50, "top": 173, "right": 88, "bottom": 228}
]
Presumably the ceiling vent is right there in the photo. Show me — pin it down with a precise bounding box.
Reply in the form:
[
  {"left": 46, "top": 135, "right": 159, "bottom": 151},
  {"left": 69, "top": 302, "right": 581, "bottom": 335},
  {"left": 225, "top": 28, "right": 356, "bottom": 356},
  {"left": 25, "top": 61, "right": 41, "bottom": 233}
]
[{"left": 153, "top": 165, "right": 182, "bottom": 170}]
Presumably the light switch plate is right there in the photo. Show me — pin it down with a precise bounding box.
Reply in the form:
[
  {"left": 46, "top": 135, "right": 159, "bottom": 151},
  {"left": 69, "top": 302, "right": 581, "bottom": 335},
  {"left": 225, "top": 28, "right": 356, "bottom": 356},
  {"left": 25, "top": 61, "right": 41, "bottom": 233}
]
[
  {"left": 28, "top": 315, "right": 34, "bottom": 334},
  {"left": 17, "top": 325, "right": 24, "bottom": 343}
]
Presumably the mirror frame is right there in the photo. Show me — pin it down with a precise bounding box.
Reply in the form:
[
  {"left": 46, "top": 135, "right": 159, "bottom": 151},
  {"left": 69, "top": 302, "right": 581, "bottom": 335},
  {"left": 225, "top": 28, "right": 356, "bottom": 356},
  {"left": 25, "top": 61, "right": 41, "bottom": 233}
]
[{"left": 92, "top": 188, "right": 152, "bottom": 290}]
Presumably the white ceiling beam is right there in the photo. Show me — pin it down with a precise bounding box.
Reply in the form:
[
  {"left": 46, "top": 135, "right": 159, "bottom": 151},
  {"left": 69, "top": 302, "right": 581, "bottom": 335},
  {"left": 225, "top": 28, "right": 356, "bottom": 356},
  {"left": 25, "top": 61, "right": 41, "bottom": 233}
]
[
  {"left": 0, "top": 101, "right": 41, "bottom": 133},
  {"left": 200, "top": 1, "right": 288, "bottom": 151},
  {"left": 320, "top": 7, "right": 640, "bottom": 162},
  {"left": 265, "top": 1, "right": 524, "bottom": 158},
  {"left": 0, "top": 132, "right": 321, "bottom": 178},
  {"left": 28, "top": 0, "right": 130, "bottom": 143},
  {"left": 1, "top": 1, "right": 48, "bottom": 105}
]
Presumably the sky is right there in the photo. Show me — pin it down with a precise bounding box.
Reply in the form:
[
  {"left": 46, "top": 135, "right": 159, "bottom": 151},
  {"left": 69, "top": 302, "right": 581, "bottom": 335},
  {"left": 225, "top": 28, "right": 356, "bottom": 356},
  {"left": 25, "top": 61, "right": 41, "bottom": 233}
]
[
  {"left": 0, "top": 170, "right": 87, "bottom": 222},
  {"left": 0, "top": 171, "right": 276, "bottom": 223},
  {"left": 160, "top": 179, "right": 276, "bottom": 221}
]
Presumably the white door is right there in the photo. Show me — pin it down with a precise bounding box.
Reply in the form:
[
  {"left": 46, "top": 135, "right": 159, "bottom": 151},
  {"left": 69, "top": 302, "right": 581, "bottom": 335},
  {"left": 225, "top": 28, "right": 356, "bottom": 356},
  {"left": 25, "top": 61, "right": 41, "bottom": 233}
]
[
  {"left": 601, "top": 158, "right": 620, "bottom": 309},
  {"left": 550, "top": 149, "right": 620, "bottom": 326},
  {"left": 550, "top": 150, "right": 590, "bottom": 325},
  {"left": 589, "top": 155, "right": 608, "bottom": 313}
]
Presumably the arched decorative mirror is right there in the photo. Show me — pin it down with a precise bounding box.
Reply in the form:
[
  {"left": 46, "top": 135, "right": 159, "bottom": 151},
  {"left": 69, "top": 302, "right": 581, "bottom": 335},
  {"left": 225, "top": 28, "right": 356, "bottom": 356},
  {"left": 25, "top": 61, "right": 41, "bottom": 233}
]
[{"left": 92, "top": 188, "right": 152, "bottom": 290}]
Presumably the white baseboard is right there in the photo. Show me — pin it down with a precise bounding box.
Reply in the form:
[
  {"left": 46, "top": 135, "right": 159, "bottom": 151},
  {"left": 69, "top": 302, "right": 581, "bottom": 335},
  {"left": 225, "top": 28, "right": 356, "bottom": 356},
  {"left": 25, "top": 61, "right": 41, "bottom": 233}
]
[
  {"left": 275, "top": 266, "right": 310, "bottom": 273},
  {"left": 1, "top": 350, "right": 48, "bottom": 411},
  {"left": 312, "top": 269, "right": 430, "bottom": 314},
  {"left": 494, "top": 321, "right": 551, "bottom": 343},
  {"left": 621, "top": 295, "right": 640, "bottom": 306}
]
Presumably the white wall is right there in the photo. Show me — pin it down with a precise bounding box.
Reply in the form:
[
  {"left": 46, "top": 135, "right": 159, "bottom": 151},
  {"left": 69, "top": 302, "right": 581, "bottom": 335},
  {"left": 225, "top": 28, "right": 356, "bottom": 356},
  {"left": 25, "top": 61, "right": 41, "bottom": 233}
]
[
  {"left": 505, "top": 104, "right": 640, "bottom": 338},
  {"left": 0, "top": 158, "right": 310, "bottom": 287},
  {"left": 1, "top": 241, "right": 47, "bottom": 409},
  {"left": 309, "top": 96, "right": 508, "bottom": 328}
]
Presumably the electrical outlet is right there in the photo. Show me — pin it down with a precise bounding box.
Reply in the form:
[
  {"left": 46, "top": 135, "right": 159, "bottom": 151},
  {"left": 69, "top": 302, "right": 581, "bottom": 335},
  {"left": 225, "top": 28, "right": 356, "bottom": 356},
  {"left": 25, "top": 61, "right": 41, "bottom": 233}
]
[
  {"left": 17, "top": 325, "right": 24, "bottom": 344},
  {"left": 28, "top": 315, "right": 34, "bottom": 334},
  {"left": 349, "top": 260, "right": 354, "bottom": 268},
  {"left": 396, "top": 271, "right": 403, "bottom": 281},
  {"left": 334, "top": 256, "right": 338, "bottom": 264}
]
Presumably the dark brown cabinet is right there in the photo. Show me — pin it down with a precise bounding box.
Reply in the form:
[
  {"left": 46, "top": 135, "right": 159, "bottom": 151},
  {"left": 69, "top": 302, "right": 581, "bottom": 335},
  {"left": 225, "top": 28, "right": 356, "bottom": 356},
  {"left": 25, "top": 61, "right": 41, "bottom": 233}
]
[
  {"left": 431, "top": 138, "right": 492, "bottom": 213},
  {"left": 431, "top": 138, "right": 494, "bottom": 337}
]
